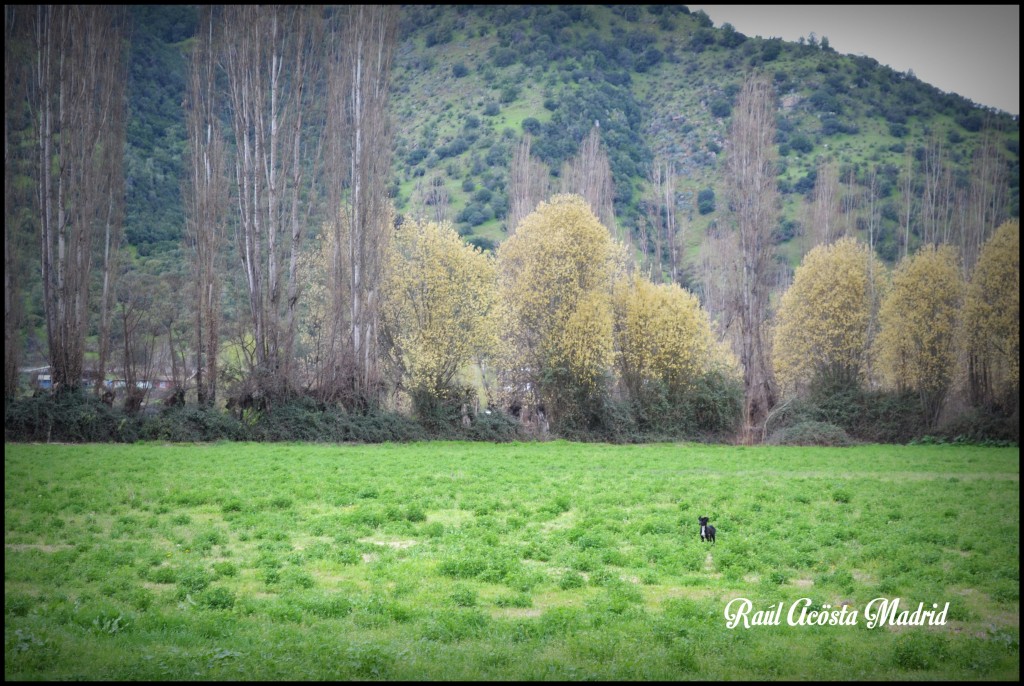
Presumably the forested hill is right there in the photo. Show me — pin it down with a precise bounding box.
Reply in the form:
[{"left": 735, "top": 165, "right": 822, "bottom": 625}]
[{"left": 125, "top": 4, "right": 1019, "bottom": 268}]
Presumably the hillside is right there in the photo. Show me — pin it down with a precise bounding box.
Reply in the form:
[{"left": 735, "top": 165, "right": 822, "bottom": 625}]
[
  {"left": 386, "top": 5, "right": 1018, "bottom": 268},
  {"left": 118, "top": 4, "right": 1018, "bottom": 279}
]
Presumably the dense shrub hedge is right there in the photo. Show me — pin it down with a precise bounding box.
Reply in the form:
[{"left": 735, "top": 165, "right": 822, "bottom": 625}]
[
  {"left": 3, "top": 391, "right": 522, "bottom": 444},
  {"left": 761, "top": 379, "right": 1019, "bottom": 447},
  {"left": 766, "top": 421, "right": 856, "bottom": 447},
  {"left": 5, "top": 382, "right": 1013, "bottom": 446}
]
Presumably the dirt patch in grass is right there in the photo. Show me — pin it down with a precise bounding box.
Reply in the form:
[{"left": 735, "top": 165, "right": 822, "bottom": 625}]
[
  {"left": 851, "top": 569, "right": 875, "bottom": 584},
  {"left": 540, "top": 510, "right": 575, "bottom": 532},
  {"left": 5, "top": 543, "right": 74, "bottom": 552},
  {"left": 426, "top": 509, "right": 474, "bottom": 526},
  {"left": 358, "top": 538, "right": 417, "bottom": 549},
  {"left": 644, "top": 585, "right": 723, "bottom": 606},
  {"left": 141, "top": 581, "right": 175, "bottom": 591},
  {"left": 491, "top": 607, "right": 543, "bottom": 619}
]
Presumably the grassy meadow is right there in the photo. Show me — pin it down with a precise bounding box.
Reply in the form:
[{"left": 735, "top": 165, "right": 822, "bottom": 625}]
[{"left": 4, "top": 440, "right": 1019, "bottom": 680}]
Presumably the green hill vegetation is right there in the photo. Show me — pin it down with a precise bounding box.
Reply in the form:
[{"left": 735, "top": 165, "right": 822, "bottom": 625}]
[{"left": 112, "top": 5, "right": 1018, "bottom": 264}]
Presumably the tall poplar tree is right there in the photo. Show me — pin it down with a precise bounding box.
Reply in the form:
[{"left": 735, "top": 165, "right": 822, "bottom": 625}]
[
  {"left": 722, "top": 74, "right": 779, "bottom": 442},
  {"left": 322, "top": 5, "right": 398, "bottom": 409},
  {"left": 222, "top": 5, "right": 323, "bottom": 401},
  {"left": 184, "top": 5, "right": 228, "bottom": 406},
  {"left": 28, "top": 5, "right": 126, "bottom": 392}
]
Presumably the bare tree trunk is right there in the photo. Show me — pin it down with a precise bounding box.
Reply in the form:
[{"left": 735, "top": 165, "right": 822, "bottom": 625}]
[
  {"left": 864, "top": 165, "right": 880, "bottom": 383},
  {"left": 963, "top": 124, "right": 1008, "bottom": 274},
  {"left": 429, "top": 175, "right": 449, "bottom": 224},
  {"left": 282, "top": 8, "right": 324, "bottom": 392},
  {"left": 5, "top": 7, "right": 26, "bottom": 400},
  {"left": 184, "top": 6, "right": 229, "bottom": 407},
  {"left": 508, "top": 134, "right": 550, "bottom": 235},
  {"left": 920, "top": 134, "right": 946, "bottom": 247},
  {"left": 96, "top": 57, "right": 126, "bottom": 400},
  {"left": 899, "top": 147, "right": 915, "bottom": 259},
  {"left": 560, "top": 123, "right": 616, "bottom": 239},
  {"left": 662, "top": 160, "right": 679, "bottom": 285},
  {"left": 323, "top": 5, "right": 398, "bottom": 409},
  {"left": 646, "top": 161, "right": 664, "bottom": 281},
  {"left": 223, "top": 6, "right": 322, "bottom": 402},
  {"left": 810, "top": 158, "right": 839, "bottom": 246},
  {"left": 411, "top": 174, "right": 449, "bottom": 224},
  {"left": 117, "top": 270, "right": 157, "bottom": 415},
  {"left": 644, "top": 158, "right": 682, "bottom": 284},
  {"left": 723, "top": 74, "right": 779, "bottom": 443},
  {"left": 30, "top": 6, "right": 125, "bottom": 392}
]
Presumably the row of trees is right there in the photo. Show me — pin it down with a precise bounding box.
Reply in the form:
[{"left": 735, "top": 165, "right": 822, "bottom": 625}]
[
  {"left": 5, "top": 5, "right": 401, "bottom": 414},
  {"left": 379, "top": 203, "right": 1017, "bottom": 441},
  {"left": 380, "top": 194, "right": 738, "bottom": 438},
  {"left": 5, "top": 6, "right": 1016, "bottom": 443},
  {"left": 803, "top": 127, "right": 1009, "bottom": 273},
  {"left": 773, "top": 223, "right": 1019, "bottom": 433},
  {"left": 5, "top": 6, "right": 127, "bottom": 398}
]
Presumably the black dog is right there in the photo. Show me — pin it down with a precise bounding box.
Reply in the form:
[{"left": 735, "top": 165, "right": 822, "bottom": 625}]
[{"left": 699, "top": 516, "right": 716, "bottom": 544}]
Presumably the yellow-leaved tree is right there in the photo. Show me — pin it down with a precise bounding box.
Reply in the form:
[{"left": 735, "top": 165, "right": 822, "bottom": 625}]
[
  {"left": 773, "top": 237, "right": 888, "bottom": 396},
  {"left": 613, "top": 274, "right": 741, "bottom": 435},
  {"left": 496, "top": 194, "right": 625, "bottom": 428},
  {"left": 613, "top": 275, "right": 717, "bottom": 396},
  {"left": 380, "top": 218, "right": 498, "bottom": 409},
  {"left": 874, "top": 244, "right": 964, "bottom": 425},
  {"left": 962, "top": 219, "right": 1019, "bottom": 411}
]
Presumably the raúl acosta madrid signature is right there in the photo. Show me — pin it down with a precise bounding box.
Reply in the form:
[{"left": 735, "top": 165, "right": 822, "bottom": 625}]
[{"left": 724, "top": 597, "right": 950, "bottom": 629}]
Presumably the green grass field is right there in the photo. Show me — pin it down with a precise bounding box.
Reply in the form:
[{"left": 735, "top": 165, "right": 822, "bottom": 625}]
[{"left": 4, "top": 441, "right": 1019, "bottom": 680}]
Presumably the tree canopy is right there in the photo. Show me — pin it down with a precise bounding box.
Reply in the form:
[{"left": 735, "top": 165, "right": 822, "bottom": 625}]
[
  {"left": 381, "top": 218, "right": 498, "bottom": 399},
  {"left": 874, "top": 244, "right": 963, "bottom": 424},
  {"left": 773, "top": 237, "right": 888, "bottom": 396},
  {"left": 496, "top": 194, "right": 625, "bottom": 423},
  {"left": 963, "top": 220, "right": 1020, "bottom": 409}
]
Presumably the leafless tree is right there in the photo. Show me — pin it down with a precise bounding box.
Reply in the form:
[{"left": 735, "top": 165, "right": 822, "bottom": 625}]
[
  {"left": 646, "top": 157, "right": 681, "bottom": 283},
  {"left": 721, "top": 74, "right": 779, "bottom": 442},
  {"left": 560, "top": 123, "right": 617, "bottom": 240},
  {"left": 698, "top": 225, "right": 739, "bottom": 338},
  {"left": 184, "top": 6, "right": 228, "bottom": 406},
  {"left": 5, "top": 7, "right": 27, "bottom": 400},
  {"left": 919, "top": 133, "right": 950, "bottom": 247},
  {"left": 898, "top": 147, "right": 917, "bottom": 259},
  {"left": 28, "top": 6, "right": 126, "bottom": 392},
  {"left": 156, "top": 273, "right": 190, "bottom": 399},
  {"left": 507, "top": 134, "right": 549, "bottom": 235},
  {"left": 322, "top": 5, "right": 398, "bottom": 408},
  {"left": 962, "top": 124, "right": 1009, "bottom": 274},
  {"left": 809, "top": 157, "right": 840, "bottom": 246},
  {"left": 410, "top": 173, "right": 449, "bottom": 224},
  {"left": 116, "top": 269, "right": 158, "bottom": 415},
  {"left": 95, "top": 17, "right": 127, "bottom": 402},
  {"left": 222, "top": 6, "right": 323, "bottom": 402}
]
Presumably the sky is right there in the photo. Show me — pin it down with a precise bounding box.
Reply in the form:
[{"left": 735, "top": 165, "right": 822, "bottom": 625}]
[{"left": 687, "top": 5, "right": 1019, "bottom": 116}]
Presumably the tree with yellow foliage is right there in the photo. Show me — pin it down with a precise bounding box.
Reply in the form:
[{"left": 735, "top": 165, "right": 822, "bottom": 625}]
[
  {"left": 614, "top": 275, "right": 717, "bottom": 397},
  {"left": 496, "top": 194, "right": 624, "bottom": 427},
  {"left": 874, "top": 244, "right": 964, "bottom": 425},
  {"left": 613, "top": 274, "right": 741, "bottom": 435},
  {"left": 963, "top": 219, "right": 1019, "bottom": 411},
  {"left": 773, "top": 237, "right": 888, "bottom": 396},
  {"left": 380, "top": 218, "right": 498, "bottom": 405}
]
